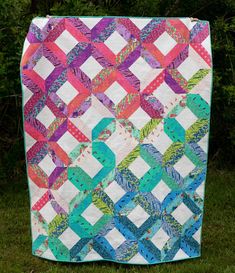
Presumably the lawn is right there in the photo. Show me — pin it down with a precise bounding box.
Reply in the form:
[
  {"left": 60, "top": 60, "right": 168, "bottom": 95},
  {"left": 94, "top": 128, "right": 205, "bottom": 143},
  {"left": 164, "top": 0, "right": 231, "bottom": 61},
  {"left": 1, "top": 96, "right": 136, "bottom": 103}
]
[{"left": 0, "top": 167, "right": 234, "bottom": 273}]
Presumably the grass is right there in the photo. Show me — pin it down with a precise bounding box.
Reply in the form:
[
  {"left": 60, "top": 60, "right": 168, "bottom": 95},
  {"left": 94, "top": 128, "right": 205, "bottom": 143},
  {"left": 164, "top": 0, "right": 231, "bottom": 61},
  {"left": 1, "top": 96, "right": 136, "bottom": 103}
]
[{"left": 0, "top": 167, "right": 234, "bottom": 273}]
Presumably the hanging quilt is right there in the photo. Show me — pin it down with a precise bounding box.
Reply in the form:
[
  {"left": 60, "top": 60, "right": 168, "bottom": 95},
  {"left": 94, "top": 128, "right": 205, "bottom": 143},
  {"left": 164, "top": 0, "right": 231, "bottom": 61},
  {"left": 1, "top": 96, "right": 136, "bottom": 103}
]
[{"left": 20, "top": 16, "right": 213, "bottom": 265}]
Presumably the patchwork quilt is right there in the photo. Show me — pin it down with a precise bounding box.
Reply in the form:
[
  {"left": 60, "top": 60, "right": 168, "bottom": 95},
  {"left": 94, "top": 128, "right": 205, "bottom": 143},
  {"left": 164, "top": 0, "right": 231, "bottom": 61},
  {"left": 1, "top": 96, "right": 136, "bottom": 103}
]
[{"left": 20, "top": 16, "right": 213, "bottom": 265}]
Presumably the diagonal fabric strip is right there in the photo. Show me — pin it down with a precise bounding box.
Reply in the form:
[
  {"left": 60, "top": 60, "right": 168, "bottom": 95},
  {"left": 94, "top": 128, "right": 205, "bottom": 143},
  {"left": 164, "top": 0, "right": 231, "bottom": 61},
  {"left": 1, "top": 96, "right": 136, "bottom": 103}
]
[{"left": 20, "top": 16, "right": 213, "bottom": 265}]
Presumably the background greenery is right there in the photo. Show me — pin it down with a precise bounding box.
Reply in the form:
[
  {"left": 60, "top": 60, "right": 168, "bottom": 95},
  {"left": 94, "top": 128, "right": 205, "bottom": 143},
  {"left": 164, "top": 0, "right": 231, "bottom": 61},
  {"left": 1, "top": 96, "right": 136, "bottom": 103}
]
[{"left": 0, "top": 1, "right": 234, "bottom": 272}]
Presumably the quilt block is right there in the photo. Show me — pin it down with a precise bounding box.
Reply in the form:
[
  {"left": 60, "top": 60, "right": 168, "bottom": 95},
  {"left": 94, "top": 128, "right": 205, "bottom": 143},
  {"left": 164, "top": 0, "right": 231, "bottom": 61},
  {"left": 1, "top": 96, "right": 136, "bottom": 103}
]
[{"left": 20, "top": 16, "right": 212, "bottom": 265}]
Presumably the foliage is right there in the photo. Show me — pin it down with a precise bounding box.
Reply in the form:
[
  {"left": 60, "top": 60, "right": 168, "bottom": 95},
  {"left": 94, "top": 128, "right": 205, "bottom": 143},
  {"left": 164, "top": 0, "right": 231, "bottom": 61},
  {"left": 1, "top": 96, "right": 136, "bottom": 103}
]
[{"left": 0, "top": 0, "right": 234, "bottom": 182}]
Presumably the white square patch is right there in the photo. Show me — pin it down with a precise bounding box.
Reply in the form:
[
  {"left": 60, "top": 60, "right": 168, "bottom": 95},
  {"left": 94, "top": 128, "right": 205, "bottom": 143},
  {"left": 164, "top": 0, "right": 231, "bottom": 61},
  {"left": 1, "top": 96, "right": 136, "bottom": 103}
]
[
  {"left": 36, "top": 106, "right": 56, "bottom": 128},
  {"left": 128, "top": 156, "right": 150, "bottom": 179},
  {"left": 151, "top": 130, "right": 173, "bottom": 155},
  {"left": 105, "top": 82, "right": 127, "bottom": 105},
  {"left": 57, "top": 131, "right": 79, "bottom": 155},
  {"left": 128, "top": 108, "right": 151, "bottom": 130},
  {"left": 56, "top": 81, "right": 78, "bottom": 104},
  {"left": 81, "top": 203, "right": 103, "bottom": 225},
  {"left": 171, "top": 202, "right": 193, "bottom": 225},
  {"left": 39, "top": 202, "right": 57, "bottom": 223},
  {"left": 154, "top": 32, "right": 177, "bottom": 55},
  {"left": 175, "top": 107, "right": 198, "bottom": 130},
  {"left": 104, "top": 181, "right": 126, "bottom": 203},
  {"left": 33, "top": 56, "right": 55, "bottom": 80},
  {"left": 80, "top": 56, "right": 103, "bottom": 79},
  {"left": 151, "top": 180, "right": 171, "bottom": 202},
  {"left": 151, "top": 227, "right": 170, "bottom": 250},
  {"left": 38, "top": 154, "right": 56, "bottom": 176},
  {"left": 59, "top": 227, "right": 80, "bottom": 249},
  {"left": 57, "top": 180, "right": 80, "bottom": 204},
  {"left": 105, "top": 228, "right": 126, "bottom": 249},
  {"left": 174, "top": 155, "right": 195, "bottom": 178},
  {"left": 127, "top": 205, "right": 150, "bottom": 227},
  {"left": 104, "top": 31, "right": 127, "bottom": 54},
  {"left": 55, "top": 30, "right": 78, "bottom": 54}
]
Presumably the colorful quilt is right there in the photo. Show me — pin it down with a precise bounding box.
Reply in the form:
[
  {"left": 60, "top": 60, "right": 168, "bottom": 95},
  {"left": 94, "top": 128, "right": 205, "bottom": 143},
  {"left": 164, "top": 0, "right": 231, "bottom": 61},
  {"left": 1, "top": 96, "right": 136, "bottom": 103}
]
[{"left": 20, "top": 16, "right": 212, "bottom": 265}]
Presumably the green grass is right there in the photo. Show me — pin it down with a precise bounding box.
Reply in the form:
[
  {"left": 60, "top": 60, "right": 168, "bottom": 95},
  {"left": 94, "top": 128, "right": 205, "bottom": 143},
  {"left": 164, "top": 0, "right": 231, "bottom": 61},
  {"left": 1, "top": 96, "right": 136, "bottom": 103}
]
[{"left": 0, "top": 168, "right": 234, "bottom": 273}]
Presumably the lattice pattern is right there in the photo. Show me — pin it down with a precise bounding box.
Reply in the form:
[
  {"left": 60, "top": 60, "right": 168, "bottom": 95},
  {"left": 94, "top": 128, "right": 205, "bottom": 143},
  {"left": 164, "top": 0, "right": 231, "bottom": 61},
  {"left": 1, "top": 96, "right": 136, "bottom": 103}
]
[{"left": 20, "top": 16, "right": 212, "bottom": 265}]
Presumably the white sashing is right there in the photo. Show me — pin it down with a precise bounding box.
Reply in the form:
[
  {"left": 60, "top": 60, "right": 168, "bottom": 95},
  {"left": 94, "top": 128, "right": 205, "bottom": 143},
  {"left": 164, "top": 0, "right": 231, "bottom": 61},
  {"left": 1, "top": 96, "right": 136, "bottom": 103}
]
[
  {"left": 128, "top": 156, "right": 150, "bottom": 179},
  {"left": 152, "top": 82, "right": 179, "bottom": 115},
  {"left": 57, "top": 131, "right": 79, "bottom": 154},
  {"left": 56, "top": 81, "right": 78, "bottom": 104},
  {"left": 177, "top": 56, "right": 199, "bottom": 81},
  {"left": 41, "top": 248, "right": 56, "bottom": 260},
  {"left": 129, "top": 56, "right": 162, "bottom": 91},
  {"left": 31, "top": 212, "right": 47, "bottom": 240},
  {"left": 171, "top": 202, "right": 193, "bottom": 225},
  {"left": 190, "top": 72, "right": 212, "bottom": 104},
  {"left": 173, "top": 248, "right": 189, "bottom": 260},
  {"left": 174, "top": 155, "right": 195, "bottom": 178},
  {"left": 130, "top": 18, "right": 152, "bottom": 30},
  {"left": 81, "top": 203, "right": 104, "bottom": 225},
  {"left": 25, "top": 132, "right": 36, "bottom": 151},
  {"left": 105, "top": 82, "right": 127, "bottom": 105},
  {"left": 78, "top": 150, "right": 103, "bottom": 178},
  {"left": 180, "top": 18, "right": 197, "bottom": 31},
  {"left": 32, "top": 18, "right": 49, "bottom": 29},
  {"left": 175, "top": 107, "right": 198, "bottom": 130},
  {"left": 197, "top": 133, "right": 208, "bottom": 153},
  {"left": 55, "top": 30, "right": 78, "bottom": 54},
  {"left": 201, "top": 36, "right": 211, "bottom": 55},
  {"left": 104, "top": 180, "right": 126, "bottom": 203},
  {"left": 105, "top": 121, "right": 138, "bottom": 165},
  {"left": 151, "top": 180, "right": 171, "bottom": 203},
  {"left": 151, "top": 130, "right": 173, "bottom": 155},
  {"left": 84, "top": 249, "right": 102, "bottom": 261},
  {"left": 105, "top": 228, "right": 126, "bottom": 249},
  {"left": 23, "top": 85, "right": 33, "bottom": 105},
  {"left": 33, "top": 56, "right": 55, "bottom": 80},
  {"left": 39, "top": 202, "right": 57, "bottom": 223},
  {"left": 59, "top": 227, "right": 80, "bottom": 249},
  {"left": 128, "top": 107, "right": 151, "bottom": 130},
  {"left": 79, "top": 98, "right": 103, "bottom": 131},
  {"left": 154, "top": 32, "right": 177, "bottom": 55},
  {"left": 127, "top": 205, "right": 150, "bottom": 228},
  {"left": 80, "top": 17, "right": 101, "bottom": 29},
  {"left": 78, "top": 95, "right": 114, "bottom": 140},
  {"left": 151, "top": 227, "right": 170, "bottom": 250},
  {"left": 177, "top": 46, "right": 209, "bottom": 81},
  {"left": 104, "top": 31, "right": 127, "bottom": 54},
  {"left": 36, "top": 105, "right": 56, "bottom": 128},
  {"left": 29, "top": 180, "right": 47, "bottom": 209},
  {"left": 80, "top": 56, "right": 103, "bottom": 79},
  {"left": 57, "top": 180, "right": 80, "bottom": 204},
  {"left": 192, "top": 227, "right": 201, "bottom": 243},
  {"left": 196, "top": 181, "right": 205, "bottom": 199},
  {"left": 128, "top": 252, "right": 148, "bottom": 264},
  {"left": 129, "top": 57, "right": 151, "bottom": 81},
  {"left": 129, "top": 56, "right": 152, "bottom": 82},
  {"left": 38, "top": 154, "right": 56, "bottom": 176}
]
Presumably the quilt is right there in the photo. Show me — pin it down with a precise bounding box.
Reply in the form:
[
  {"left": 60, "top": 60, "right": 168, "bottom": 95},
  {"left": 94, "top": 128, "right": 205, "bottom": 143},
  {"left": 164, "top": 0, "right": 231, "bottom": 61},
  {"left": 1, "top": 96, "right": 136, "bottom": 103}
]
[{"left": 20, "top": 16, "right": 213, "bottom": 265}]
